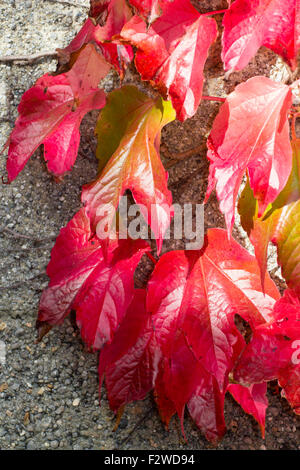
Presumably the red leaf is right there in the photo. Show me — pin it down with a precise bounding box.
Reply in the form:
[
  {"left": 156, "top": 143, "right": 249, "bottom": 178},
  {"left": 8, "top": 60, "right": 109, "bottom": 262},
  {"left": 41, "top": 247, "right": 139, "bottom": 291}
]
[
  {"left": 37, "top": 208, "right": 149, "bottom": 349},
  {"left": 75, "top": 239, "right": 149, "bottom": 349},
  {"left": 70, "top": 0, "right": 132, "bottom": 44},
  {"left": 120, "top": 0, "right": 218, "bottom": 120},
  {"left": 59, "top": 0, "right": 133, "bottom": 76},
  {"left": 205, "top": 76, "right": 293, "bottom": 232},
  {"left": 234, "top": 290, "right": 300, "bottom": 414},
  {"left": 64, "top": 19, "right": 133, "bottom": 76},
  {"left": 145, "top": 228, "right": 279, "bottom": 439},
  {"left": 94, "top": 228, "right": 280, "bottom": 441},
  {"left": 6, "top": 45, "right": 110, "bottom": 181},
  {"left": 98, "top": 289, "right": 161, "bottom": 411},
  {"left": 227, "top": 383, "right": 268, "bottom": 438},
  {"left": 222, "top": 0, "right": 300, "bottom": 71},
  {"left": 95, "top": 0, "right": 133, "bottom": 41},
  {"left": 148, "top": 229, "right": 279, "bottom": 387},
  {"left": 37, "top": 208, "right": 102, "bottom": 328}
]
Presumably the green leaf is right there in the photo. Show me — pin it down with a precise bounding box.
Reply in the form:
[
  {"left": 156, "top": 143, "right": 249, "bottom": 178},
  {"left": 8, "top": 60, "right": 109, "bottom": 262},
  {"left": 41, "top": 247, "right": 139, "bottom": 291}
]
[{"left": 83, "top": 85, "right": 176, "bottom": 252}]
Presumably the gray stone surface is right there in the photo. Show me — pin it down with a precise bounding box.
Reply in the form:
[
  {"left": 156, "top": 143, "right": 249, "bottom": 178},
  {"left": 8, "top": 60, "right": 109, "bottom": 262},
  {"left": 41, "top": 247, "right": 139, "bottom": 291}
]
[{"left": 0, "top": 0, "right": 299, "bottom": 450}]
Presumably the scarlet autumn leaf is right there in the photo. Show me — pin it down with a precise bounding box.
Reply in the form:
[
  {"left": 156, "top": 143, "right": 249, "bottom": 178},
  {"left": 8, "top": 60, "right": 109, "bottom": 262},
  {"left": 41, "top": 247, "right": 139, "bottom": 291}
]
[
  {"left": 227, "top": 383, "right": 268, "bottom": 438},
  {"left": 5, "top": 44, "right": 110, "bottom": 182},
  {"left": 145, "top": 228, "right": 279, "bottom": 439},
  {"left": 120, "top": 0, "right": 218, "bottom": 120},
  {"left": 58, "top": 20, "right": 133, "bottom": 77},
  {"left": 234, "top": 290, "right": 300, "bottom": 414},
  {"left": 238, "top": 139, "right": 300, "bottom": 292},
  {"left": 58, "top": 0, "right": 133, "bottom": 77},
  {"left": 205, "top": 76, "right": 293, "bottom": 233},
  {"left": 97, "top": 228, "right": 279, "bottom": 441},
  {"left": 222, "top": 0, "right": 300, "bottom": 71},
  {"left": 99, "top": 289, "right": 161, "bottom": 411},
  {"left": 82, "top": 85, "right": 175, "bottom": 253},
  {"left": 94, "top": 0, "right": 133, "bottom": 41},
  {"left": 37, "top": 207, "right": 149, "bottom": 349}
]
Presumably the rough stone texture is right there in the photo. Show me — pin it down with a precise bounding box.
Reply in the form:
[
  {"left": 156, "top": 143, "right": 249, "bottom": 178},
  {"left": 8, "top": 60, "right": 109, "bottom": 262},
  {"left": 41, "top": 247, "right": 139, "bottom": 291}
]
[{"left": 0, "top": 0, "right": 299, "bottom": 450}]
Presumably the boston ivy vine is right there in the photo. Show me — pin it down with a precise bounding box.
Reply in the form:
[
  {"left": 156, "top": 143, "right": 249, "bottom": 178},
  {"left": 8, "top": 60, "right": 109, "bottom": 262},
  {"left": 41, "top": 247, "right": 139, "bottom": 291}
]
[{"left": 2, "top": 0, "right": 300, "bottom": 442}]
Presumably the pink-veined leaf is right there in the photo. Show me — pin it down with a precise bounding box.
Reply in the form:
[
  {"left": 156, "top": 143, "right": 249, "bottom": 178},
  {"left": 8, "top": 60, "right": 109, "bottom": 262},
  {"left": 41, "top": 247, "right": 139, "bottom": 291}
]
[
  {"left": 58, "top": 18, "right": 133, "bottom": 77},
  {"left": 99, "top": 287, "right": 226, "bottom": 442},
  {"left": 82, "top": 85, "right": 176, "bottom": 254},
  {"left": 59, "top": 0, "right": 133, "bottom": 76},
  {"left": 5, "top": 44, "right": 110, "bottom": 182},
  {"left": 148, "top": 228, "right": 279, "bottom": 389},
  {"left": 120, "top": 0, "right": 218, "bottom": 121},
  {"left": 88, "top": 227, "right": 283, "bottom": 441},
  {"left": 37, "top": 207, "right": 149, "bottom": 349},
  {"left": 222, "top": 0, "right": 300, "bottom": 71},
  {"left": 205, "top": 76, "right": 293, "bottom": 233},
  {"left": 227, "top": 383, "right": 268, "bottom": 438},
  {"left": 145, "top": 228, "right": 279, "bottom": 439},
  {"left": 94, "top": 0, "right": 132, "bottom": 42}
]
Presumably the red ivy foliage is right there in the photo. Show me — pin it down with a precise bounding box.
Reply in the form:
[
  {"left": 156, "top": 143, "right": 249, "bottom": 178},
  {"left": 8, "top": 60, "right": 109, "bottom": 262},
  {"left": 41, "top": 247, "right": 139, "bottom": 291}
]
[{"left": 3, "top": 0, "right": 300, "bottom": 443}]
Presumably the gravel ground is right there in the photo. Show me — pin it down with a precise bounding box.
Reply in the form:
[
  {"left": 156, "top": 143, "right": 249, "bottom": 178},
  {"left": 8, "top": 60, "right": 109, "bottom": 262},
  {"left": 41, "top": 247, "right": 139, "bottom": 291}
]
[{"left": 0, "top": 0, "right": 299, "bottom": 450}]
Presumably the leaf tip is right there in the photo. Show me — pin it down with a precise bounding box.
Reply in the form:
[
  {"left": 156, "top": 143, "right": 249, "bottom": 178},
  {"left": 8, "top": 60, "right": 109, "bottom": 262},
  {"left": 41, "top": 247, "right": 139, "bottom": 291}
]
[{"left": 35, "top": 321, "right": 53, "bottom": 343}]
